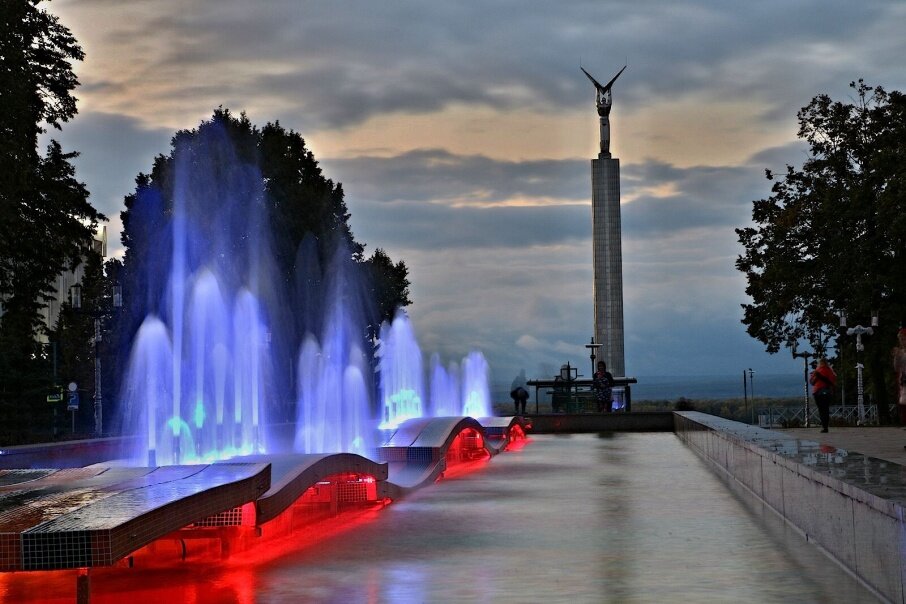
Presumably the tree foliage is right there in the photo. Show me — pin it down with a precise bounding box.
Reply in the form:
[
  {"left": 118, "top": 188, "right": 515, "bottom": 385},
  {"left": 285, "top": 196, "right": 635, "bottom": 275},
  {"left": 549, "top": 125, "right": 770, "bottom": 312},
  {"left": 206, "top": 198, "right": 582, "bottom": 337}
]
[
  {"left": 365, "top": 248, "right": 412, "bottom": 327},
  {"left": 738, "top": 81, "right": 906, "bottom": 415},
  {"left": 0, "top": 1, "right": 103, "bottom": 437}
]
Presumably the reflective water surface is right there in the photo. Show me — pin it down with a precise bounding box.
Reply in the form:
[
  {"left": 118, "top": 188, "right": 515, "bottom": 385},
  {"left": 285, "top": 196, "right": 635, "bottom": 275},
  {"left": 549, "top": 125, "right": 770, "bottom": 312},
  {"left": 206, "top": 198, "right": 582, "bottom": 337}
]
[{"left": 0, "top": 433, "right": 879, "bottom": 603}]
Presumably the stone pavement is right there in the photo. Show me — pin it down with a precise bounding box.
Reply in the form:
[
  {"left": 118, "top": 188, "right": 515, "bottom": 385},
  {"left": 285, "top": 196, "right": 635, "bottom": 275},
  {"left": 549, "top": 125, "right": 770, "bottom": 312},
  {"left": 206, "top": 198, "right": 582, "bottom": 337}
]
[{"left": 781, "top": 425, "right": 906, "bottom": 465}]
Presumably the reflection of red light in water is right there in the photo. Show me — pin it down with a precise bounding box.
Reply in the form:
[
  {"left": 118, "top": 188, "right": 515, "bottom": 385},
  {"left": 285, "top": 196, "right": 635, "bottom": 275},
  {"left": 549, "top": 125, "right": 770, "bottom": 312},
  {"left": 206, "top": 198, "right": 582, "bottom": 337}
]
[
  {"left": 440, "top": 428, "right": 490, "bottom": 480},
  {"left": 0, "top": 473, "right": 391, "bottom": 603},
  {"left": 503, "top": 424, "right": 529, "bottom": 451},
  {"left": 135, "top": 471, "right": 389, "bottom": 566},
  {"left": 0, "top": 432, "right": 532, "bottom": 602},
  {"left": 505, "top": 435, "right": 530, "bottom": 452},
  {"left": 227, "top": 502, "right": 388, "bottom": 567}
]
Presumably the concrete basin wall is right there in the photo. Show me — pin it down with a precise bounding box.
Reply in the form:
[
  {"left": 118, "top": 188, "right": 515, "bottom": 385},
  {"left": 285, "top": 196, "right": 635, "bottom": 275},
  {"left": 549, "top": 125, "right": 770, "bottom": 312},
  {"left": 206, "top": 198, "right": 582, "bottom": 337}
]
[
  {"left": 0, "top": 437, "right": 139, "bottom": 469},
  {"left": 675, "top": 411, "right": 905, "bottom": 604},
  {"left": 529, "top": 411, "right": 674, "bottom": 433}
]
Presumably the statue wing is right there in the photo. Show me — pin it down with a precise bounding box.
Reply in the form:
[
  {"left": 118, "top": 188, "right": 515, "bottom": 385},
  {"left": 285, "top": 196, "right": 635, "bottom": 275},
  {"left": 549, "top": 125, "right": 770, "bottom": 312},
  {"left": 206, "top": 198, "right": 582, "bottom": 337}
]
[
  {"left": 581, "top": 65, "right": 627, "bottom": 94},
  {"left": 580, "top": 66, "right": 606, "bottom": 91}
]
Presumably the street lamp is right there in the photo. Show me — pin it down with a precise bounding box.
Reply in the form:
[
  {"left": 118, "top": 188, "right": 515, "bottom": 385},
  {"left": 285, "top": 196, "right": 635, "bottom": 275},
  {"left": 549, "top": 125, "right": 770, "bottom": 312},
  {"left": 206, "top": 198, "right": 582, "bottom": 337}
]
[
  {"left": 838, "top": 312, "right": 847, "bottom": 405},
  {"left": 844, "top": 312, "right": 878, "bottom": 426},
  {"left": 559, "top": 362, "right": 576, "bottom": 381},
  {"left": 71, "top": 282, "right": 122, "bottom": 437},
  {"left": 559, "top": 362, "right": 577, "bottom": 412},
  {"left": 585, "top": 336, "right": 602, "bottom": 376},
  {"left": 747, "top": 368, "right": 755, "bottom": 424},
  {"left": 792, "top": 349, "right": 813, "bottom": 428}
]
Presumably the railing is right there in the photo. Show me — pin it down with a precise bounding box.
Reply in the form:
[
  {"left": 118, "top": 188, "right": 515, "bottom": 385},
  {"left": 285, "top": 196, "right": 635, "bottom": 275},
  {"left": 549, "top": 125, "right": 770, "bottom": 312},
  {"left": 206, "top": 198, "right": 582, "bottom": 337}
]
[
  {"left": 550, "top": 386, "right": 631, "bottom": 413},
  {"left": 755, "top": 404, "right": 899, "bottom": 428},
  {"left": 522, "top": 380, "right": 634, "bottom": 414}
]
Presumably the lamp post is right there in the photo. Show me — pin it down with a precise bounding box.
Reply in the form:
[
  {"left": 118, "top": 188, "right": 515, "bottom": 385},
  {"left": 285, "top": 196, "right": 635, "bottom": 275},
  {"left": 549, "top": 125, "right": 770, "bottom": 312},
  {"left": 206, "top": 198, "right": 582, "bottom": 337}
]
[
  {"left": 560, "top": 362, "right": 577, "bottom": 411},
  {"left": 747, "top": 368, "right": 755, "bottom": 424},
  {"left": 838, "top": 312, "right": 846, "bottom": 406},
  {"left": 71, "top": 282, "right": 122, "bottom": 437},
  {"left": 585, "top": 336, "right": 602, "bottom": 376},
  {"left": 845, "top": 312, "right": 878, "bottom": 426},
  {"left": 792, "top": 350, "right": 813, "bottom": 428}
]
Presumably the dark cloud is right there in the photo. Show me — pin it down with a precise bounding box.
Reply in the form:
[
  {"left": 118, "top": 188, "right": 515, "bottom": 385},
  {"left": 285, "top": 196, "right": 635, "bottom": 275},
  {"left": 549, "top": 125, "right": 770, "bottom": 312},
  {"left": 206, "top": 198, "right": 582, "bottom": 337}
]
[
  {"left": 351, "top": 200, "right": 591, "bottom": 251},
  {"left": 331, "top": 151, "right": 771, "bottom": 252},
  {"left": 62, "top": 0, "right": 905, "bottom": 130},
  {"left": 324, "top": 149, "right": 588, "bottom": 205},
  {"left": 623, "top": 161, "right": 765, "bottom": 236},
  {"left": 746, "top": 141, "right": 811, "bottom": 173}
]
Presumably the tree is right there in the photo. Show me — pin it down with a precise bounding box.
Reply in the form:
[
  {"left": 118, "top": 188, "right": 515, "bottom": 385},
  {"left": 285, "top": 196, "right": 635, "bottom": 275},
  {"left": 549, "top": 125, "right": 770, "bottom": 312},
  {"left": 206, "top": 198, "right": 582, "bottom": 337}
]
[
  {"left": 365, "top": 248, "right": 411, "bottom": 327},
  {"left": 737, "top": 81, "right": 906, "bottom": 421},
  {"left": 0, "top": 1, "right": 103, "bottom": 438}
]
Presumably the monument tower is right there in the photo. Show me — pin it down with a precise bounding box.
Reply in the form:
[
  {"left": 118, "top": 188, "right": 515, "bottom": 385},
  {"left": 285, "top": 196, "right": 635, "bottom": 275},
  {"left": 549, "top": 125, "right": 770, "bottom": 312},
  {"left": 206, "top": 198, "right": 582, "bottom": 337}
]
[{"left": 582, "top": 65, "right": 626, "bottom": 377}]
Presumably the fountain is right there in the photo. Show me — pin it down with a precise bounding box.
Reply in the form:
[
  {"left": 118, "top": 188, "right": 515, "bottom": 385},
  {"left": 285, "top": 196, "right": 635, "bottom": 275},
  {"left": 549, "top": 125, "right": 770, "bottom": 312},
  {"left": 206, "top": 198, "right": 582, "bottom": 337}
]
[
  {"left": 377, "top": 311, "right": 424, "bottom": 429},
  {"left": 461, "top": 351, "right": 492, "bottom": 418},
  {"left": 429, "top": 353, "right": 460, "bottom": 417},
  {"left": 115, "top": 120, "right": 494, "bottom": 466}
]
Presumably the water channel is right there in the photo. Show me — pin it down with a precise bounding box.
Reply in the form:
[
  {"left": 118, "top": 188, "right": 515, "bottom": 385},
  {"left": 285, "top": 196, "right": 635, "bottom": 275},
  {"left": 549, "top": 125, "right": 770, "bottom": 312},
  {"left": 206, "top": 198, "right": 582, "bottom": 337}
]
[{"left": 0, "top": 433, "right": 878, "bottom": 603}]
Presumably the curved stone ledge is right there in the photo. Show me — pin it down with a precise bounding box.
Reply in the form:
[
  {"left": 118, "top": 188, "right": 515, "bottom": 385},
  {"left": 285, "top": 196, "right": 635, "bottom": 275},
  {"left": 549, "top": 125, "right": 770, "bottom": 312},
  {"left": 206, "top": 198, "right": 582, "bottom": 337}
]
[
  {"left": 0, "top": 416, "right": 530, "bottom": 571},
  {"left": 378, "top": 416, "right": 490, "bottom": 497},
  {"left": 477, "top": 416, "right": 531, "bottom": 453},
  {"left": 224, "top": 453, "right": 389, "bottom": 525},
  {"left": 0, "top": 462, "right": 270, "bottom": 571}
]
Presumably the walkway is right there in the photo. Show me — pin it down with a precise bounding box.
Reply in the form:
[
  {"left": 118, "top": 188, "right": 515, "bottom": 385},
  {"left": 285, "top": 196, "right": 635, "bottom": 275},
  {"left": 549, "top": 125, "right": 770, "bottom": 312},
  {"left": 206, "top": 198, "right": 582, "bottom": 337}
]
[{"left": 780, "top": 426, "right": 906, "bottom": 465}]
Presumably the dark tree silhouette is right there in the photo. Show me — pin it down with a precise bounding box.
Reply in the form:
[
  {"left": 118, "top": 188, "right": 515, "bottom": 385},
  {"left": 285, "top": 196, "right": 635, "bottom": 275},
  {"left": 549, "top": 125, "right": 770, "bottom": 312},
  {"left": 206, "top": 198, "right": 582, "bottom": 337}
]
[
  {"left": 737, "top": 81, "right": 906, "bottom": 421},
  {"left": 0, "top": 1, "right": 103, "bottom": 441}
]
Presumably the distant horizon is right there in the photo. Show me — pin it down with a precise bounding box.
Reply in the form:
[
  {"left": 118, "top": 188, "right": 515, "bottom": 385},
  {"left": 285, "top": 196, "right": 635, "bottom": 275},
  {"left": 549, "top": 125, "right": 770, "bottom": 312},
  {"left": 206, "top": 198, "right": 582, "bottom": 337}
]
[{"left": 491, "top": 371, "right": 803, "bottom": 383}]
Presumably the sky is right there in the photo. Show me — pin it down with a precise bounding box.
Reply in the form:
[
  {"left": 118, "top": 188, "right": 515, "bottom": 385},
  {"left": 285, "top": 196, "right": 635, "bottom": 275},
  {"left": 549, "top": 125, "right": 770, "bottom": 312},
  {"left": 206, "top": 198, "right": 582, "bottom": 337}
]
[{"left": 42, "top": 0, "right": 906, "bottom": 383}]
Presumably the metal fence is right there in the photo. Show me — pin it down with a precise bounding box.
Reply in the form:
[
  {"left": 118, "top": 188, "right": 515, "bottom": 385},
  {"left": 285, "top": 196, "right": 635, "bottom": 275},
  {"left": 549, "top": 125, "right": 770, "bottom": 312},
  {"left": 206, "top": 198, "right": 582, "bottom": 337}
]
[{"left": 756, "top": 404, "right": 899, "bottom": 428}]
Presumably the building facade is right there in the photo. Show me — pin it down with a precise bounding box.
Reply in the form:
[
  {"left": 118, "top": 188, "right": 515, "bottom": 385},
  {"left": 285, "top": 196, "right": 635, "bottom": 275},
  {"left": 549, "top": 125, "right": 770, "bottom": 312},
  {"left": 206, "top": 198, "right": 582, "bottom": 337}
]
[{"left": 0, "top": 227, "right": 107, "bottom": 342}]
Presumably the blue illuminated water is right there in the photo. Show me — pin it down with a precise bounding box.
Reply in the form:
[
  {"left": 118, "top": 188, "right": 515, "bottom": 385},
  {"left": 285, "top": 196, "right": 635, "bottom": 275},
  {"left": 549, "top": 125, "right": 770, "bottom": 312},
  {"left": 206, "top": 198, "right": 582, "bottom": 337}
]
[{"left": 115, "top": 126, "right": 493, "bottom": 465}]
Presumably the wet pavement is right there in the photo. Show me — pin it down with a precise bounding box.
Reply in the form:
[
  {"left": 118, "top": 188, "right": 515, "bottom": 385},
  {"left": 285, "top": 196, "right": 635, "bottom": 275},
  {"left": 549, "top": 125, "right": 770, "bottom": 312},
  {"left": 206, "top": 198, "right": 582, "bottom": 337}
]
[
  {"left": 0, "top": 433, "right": 880, "bottom": 603},
  {"left": 782, "top": 426, "right": 906, "bottom": 465}
]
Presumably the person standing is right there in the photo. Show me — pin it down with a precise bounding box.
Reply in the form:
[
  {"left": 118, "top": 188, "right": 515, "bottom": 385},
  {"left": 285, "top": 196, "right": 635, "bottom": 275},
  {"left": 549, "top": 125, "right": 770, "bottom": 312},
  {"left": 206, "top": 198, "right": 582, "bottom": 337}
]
[
  {"left": 593, "top": 361, "right": 614, "bottom": 413},
  {"left": 510, "top": 386, "right": 529, "bottom": 415},
  {"left": 510, "top": 369, "right": 529, "bottom": 415},
  {"left": 810, "top": 358, "right": 837, "bottom": 433}
]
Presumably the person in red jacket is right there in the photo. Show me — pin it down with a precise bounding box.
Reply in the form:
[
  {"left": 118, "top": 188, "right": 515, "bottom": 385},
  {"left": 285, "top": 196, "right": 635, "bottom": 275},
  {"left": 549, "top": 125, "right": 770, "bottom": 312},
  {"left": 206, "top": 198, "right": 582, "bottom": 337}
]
[{"left": 810, "top": 358, "right": 837, "bottom": 433}]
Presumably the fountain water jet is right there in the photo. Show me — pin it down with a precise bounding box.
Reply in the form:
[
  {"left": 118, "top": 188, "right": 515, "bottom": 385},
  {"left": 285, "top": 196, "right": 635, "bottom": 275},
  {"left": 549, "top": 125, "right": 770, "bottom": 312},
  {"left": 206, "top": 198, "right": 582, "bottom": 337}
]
[
  {"left": 461, "top": 351, "right": 492, "bottom": 418},
  {"left": 429, "top": 354, "right": 460, "bottom": 417},
  {"left": 115, "top": 115, "right": 496, "bottom": 466},
  {"left": 377, "top": 311, "right": 424, "bottom": 429}
]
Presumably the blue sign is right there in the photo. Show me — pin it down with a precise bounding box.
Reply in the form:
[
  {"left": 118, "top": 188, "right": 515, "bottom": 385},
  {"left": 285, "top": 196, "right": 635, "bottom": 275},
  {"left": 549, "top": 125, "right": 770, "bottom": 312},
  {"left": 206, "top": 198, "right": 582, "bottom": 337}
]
[{"left": 67, "top": 391, "right": 80, "bottom": 411}]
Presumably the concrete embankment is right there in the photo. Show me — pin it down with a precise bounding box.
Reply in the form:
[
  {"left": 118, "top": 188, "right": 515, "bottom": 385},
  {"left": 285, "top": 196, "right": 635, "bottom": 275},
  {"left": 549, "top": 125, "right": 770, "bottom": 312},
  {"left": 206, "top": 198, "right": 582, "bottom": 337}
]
[{"left": 675, "top": 411, "right": 903, "bottom": 604}]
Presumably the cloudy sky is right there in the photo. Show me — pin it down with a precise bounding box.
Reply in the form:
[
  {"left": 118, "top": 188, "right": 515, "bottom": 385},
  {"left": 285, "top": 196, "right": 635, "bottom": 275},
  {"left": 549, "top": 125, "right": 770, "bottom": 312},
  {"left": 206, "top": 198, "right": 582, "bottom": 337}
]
[{"left": 45, "top": 0, "right": 906, "bottom": 382}]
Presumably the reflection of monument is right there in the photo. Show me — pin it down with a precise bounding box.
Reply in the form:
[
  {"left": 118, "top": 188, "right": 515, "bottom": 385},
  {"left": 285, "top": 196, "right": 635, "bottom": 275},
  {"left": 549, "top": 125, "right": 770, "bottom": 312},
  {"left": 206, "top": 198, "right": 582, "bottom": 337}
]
[{"left": 582, "top": 66, "right": 626, "bottom": 376}]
